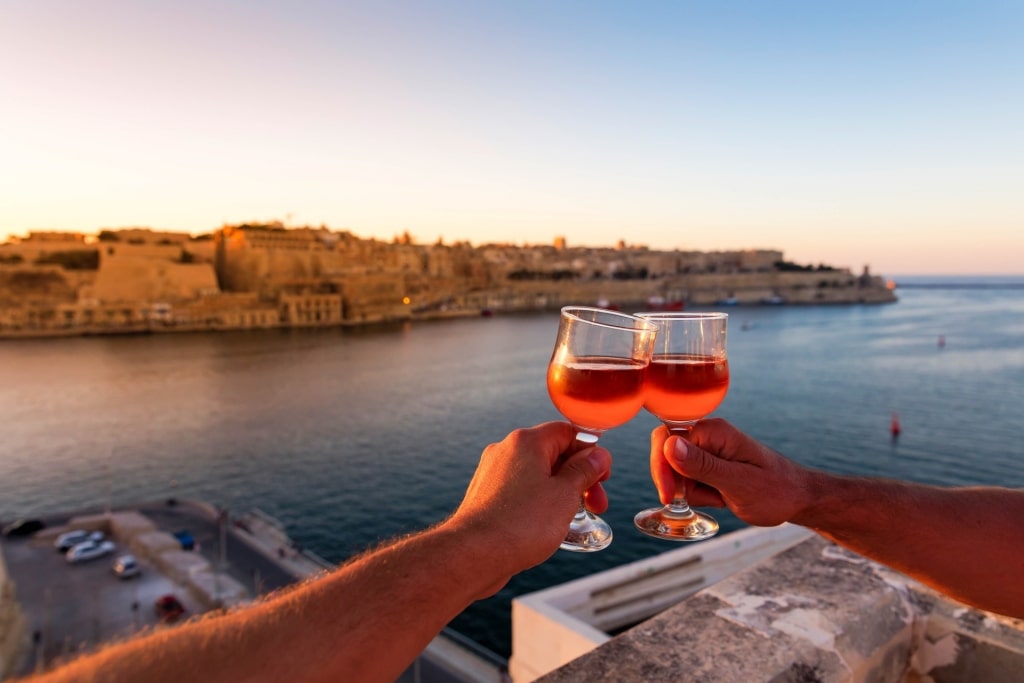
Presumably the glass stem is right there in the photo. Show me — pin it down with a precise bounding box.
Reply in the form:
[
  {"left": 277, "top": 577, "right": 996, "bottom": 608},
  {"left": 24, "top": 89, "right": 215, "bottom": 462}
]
[
  {"left": 667, "top": 425, "right": 695, "bottom": 517},
  {"left": 569, "top": 431, "right": 600, "bottom": 515}
]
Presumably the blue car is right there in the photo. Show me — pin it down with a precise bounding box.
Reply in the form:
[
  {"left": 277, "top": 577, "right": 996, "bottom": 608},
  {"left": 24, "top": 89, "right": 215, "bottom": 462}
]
[{"left": 173, "top": 530, "right": 195, "bottom": 551}]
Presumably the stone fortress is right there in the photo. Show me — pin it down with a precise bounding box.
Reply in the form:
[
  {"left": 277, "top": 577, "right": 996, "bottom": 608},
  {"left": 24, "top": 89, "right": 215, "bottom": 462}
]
[{"left": 0, "top": 223, "right": 896, "bottom": 337}]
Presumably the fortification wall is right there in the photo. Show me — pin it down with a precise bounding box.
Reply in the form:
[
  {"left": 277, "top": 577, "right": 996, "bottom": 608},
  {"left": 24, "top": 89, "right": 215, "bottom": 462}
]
[{"left": 87, "top": 259, "right": 219, "bottom": 303}]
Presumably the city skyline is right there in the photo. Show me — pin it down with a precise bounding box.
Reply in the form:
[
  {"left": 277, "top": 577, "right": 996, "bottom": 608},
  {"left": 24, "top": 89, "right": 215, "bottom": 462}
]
[{"left": 2, "top": 1, "right": 1022, "bottom": 276}]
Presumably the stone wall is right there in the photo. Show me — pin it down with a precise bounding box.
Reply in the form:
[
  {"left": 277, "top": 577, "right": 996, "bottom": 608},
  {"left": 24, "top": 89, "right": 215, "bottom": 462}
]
[
  {"left": 535, "top": 536, "right": 1024, "bottom": 682},
  {"left": 86, "top": 243, "right": 219, "bottom": 304}
]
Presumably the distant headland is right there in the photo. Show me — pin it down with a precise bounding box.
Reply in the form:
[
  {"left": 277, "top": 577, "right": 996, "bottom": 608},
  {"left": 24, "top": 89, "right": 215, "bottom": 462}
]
[{"left": 0, "top": 223, "right": 896, "bottom": 339}]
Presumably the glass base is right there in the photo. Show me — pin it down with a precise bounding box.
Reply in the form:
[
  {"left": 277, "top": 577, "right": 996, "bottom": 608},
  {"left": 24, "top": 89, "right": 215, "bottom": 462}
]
[
  {"left": 634, "top": 506, "right": 719, "bottom": 542},
  {"left": 560, "top": 511, "right": 613, "bottom": 552}
]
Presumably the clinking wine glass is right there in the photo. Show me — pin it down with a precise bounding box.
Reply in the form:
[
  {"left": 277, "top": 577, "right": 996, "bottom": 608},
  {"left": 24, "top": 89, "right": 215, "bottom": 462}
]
[
  {"left": 546, "top": 306, "right": 658, "bottom": 552},
  {"left": 633, "top": 312, "right": 729, "bottom": 541}
]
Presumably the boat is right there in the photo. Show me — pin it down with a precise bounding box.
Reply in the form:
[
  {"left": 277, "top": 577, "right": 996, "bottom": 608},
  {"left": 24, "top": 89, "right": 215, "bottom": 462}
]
[{"left": 644, "top": 296, "right": 685, "bottom": 311}]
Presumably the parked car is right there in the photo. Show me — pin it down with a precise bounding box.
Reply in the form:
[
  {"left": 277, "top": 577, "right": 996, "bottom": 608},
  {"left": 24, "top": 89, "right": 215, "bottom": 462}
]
[
  {"left": 173, "top": 530, "right": 195, "bottom": 551},
  {"left": 2, "top": 519, "right": 45, "bottom": 537},
  {"left": 55, "top": 529, "right": 104, "bottom": 553},
  {"left": 112, "top": 554, "right": 141, "bottom": 579},
  {"left": 154, "top": 594, "right": 186, "bottom": 622},
  {"left": 66, "top": 539, "right": 116, "bottom": 564}
]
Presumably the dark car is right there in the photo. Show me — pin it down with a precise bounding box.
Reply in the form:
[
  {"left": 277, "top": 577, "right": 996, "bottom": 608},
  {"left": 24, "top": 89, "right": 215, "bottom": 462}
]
[
  {"left": 173, "top": 530, "right": 195, "bottom": 551},
  {"left": 155, "top": 594, "right": 186, "bottom": 623},
  {"left": 2, "top": 519, "right": 45, "bottom": 537}
]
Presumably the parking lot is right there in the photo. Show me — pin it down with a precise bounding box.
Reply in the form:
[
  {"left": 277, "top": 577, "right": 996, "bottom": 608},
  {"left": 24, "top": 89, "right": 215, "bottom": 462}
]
[
  {"left": 1, "top": 500, "right": 336, "bottom": 678},
  {"left": 3, "top": 526, "right": 204, "bottom": 676}
]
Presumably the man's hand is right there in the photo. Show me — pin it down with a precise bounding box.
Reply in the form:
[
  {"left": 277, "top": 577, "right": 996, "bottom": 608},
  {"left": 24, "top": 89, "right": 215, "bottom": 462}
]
[
  {"left": 449, "top": 422, "right": 612, "bottom": 594},
  {"left": 650, "top": 418, "right": 812, "bottom": 528}
]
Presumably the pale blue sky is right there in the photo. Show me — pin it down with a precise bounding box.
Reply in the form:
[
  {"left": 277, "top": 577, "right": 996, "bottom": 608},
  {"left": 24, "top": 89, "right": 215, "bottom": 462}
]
[{"left": 2, "top": 1, "right": 1021, "bottom": 274}]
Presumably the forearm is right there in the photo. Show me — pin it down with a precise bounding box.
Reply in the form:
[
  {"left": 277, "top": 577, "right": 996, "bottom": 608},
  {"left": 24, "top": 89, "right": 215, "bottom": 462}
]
[
  {"left": 28, "top": 422, "right": 603, "bottom": 683},
  {"left": 794, "top": 472, "right": 1024, "bottom": 617},
  {"left": 32, "top": 520, "right": 505, "bottom": 683}
]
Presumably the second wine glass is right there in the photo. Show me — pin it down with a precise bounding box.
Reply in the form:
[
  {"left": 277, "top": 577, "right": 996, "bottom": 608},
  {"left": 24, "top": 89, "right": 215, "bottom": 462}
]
[
  {"left": 547, "top": 306, "right": 658, "bottom": 552},
  {"left": 633, "top": 312, "right": 729, "bottom": 541}
]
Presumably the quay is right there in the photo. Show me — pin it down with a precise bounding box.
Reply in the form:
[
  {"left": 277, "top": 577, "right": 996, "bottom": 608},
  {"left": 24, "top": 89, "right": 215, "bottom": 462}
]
[{"left": 0, "top": 500, "right": 503, "bottom": 682}]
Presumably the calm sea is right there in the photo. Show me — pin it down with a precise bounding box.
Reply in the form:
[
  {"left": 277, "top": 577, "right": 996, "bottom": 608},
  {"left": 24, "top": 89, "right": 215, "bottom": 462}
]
[{"left": 3, "top": 282, "right": 1023, "bottom": 656}]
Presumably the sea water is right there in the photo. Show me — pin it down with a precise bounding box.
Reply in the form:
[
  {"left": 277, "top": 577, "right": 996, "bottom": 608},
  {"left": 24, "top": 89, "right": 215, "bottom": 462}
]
[{"left": 2, "top": 282, "right": 1022, "bottom": 656}]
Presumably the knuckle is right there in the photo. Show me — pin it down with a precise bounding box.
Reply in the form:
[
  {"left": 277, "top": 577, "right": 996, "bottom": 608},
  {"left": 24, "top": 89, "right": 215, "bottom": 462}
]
[{"left": 508, "top": 427, "right": 535, "bottom": 448}]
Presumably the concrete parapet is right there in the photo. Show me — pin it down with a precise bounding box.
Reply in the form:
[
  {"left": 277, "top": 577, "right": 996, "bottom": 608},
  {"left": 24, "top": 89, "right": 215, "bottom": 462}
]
[
  {"left": 231, "top": 510, "right": 332, "bottom": 580},
  {"left": 130, "top": 530, "right": 183, "bottom": 562},
  {"left": 511, "top": 524, "right": 812, "bottom": 682},
  {"left": 106, "top": 511, "right": 157, "bottom": 543},
  {"left": 533, "top": 536, "right": 1024, "bottom": 682},
  {"left": 154, "top": 550, "right": 209, "bottom": 585},
  {"left": 64, "top": 513, "right": 112, "bottom": 534},
  {"left": 186, "top": 569, "right": 249, "bottom": 610}
]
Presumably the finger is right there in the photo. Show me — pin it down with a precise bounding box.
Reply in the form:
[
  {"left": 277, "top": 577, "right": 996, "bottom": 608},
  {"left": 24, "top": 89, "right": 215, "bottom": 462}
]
[
  {"left": 664, "top": 435, "right": 740, "bottom": 492},
  {"left": 685, "top": 482, "right": 726, "bottom": 508},
  {"left": 517, "top": 421, "right": 579, "bottom": 469},
  {"left": 557, "top": 445, "right": 611, "bottom": 497},
  {"left": 649, "top": 426, "right": 675, "bottom": 504},
  {"left": 688, "top": 418, "right": 763, "bottom": 465},
  {"left": 583, "top": 482, "right": 609, "bottom": 514}
]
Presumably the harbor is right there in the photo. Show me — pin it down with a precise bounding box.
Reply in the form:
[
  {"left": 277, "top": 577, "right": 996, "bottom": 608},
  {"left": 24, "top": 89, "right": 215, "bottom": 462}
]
[{"left": 2, "top": 283, "right": 1023, "bottom": 680}]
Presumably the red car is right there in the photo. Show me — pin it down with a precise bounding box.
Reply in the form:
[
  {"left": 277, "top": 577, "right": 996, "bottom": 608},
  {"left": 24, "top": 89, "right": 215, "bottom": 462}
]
[{"left": 154, "top": 594, "right": 186, "bottom": 623}]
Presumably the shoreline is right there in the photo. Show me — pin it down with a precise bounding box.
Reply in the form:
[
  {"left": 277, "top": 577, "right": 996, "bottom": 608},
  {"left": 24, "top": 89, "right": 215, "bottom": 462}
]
[{"left": 0, "top": 295, "right": 898, "bottom": 342}]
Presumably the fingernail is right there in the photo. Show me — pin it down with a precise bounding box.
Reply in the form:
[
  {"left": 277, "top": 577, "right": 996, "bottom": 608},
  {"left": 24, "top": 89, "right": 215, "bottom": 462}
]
[{"left": 673, "top": 438, "right": 687, "bottom": 461}]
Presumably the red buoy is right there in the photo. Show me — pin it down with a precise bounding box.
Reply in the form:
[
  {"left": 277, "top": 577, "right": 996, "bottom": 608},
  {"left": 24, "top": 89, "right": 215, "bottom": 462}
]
[{"left": 890, "top": 412, "right": 901, "bottom": 438}]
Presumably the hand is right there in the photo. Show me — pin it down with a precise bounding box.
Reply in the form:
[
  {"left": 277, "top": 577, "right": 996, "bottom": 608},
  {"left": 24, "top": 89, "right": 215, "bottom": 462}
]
[
  {"left": 650, "top": 418, "right": 812, "bottom": 528},
  {"left": 448, "top": 421, "right": 612, "bottom": 589}
]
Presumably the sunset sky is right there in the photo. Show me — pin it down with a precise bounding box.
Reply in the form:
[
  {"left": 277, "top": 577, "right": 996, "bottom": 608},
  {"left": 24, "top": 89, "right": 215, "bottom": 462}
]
[{"left": 2, "top": 1, "right": 1021, "bottom": 275}]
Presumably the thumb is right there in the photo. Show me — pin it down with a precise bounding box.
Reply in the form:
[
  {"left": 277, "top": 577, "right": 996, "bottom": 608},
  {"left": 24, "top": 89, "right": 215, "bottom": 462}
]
[
  {"left": 665, "top": 436, "right": 735, "bottom": 490},
  {"left": 557, "top": 446, "right": 611, "bottom": 495}
]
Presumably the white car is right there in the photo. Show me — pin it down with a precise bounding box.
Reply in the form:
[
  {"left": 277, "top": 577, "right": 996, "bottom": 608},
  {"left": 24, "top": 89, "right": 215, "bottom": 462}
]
[
  {"left": 66, "top": 539, "right": 116, "bottom": 564},
  {"left": 112, "top": 554, "right": 141, "bottom": 579},
  {"left": 54, "top": 529, "right": 104, "bottom": 553}
]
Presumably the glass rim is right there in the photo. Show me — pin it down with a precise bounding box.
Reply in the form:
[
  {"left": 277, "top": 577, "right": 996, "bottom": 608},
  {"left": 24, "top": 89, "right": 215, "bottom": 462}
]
[
  {"left": 560, "top": 305, "right": 659, "bottom": 332},
  {"left": 635, "top": 311, "right": 729, "bottom": 320}
]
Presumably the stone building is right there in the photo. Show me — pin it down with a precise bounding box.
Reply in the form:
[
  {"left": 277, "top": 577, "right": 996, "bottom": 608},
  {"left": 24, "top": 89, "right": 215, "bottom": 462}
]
[{"left": 0, "top": 224, "right": 896, "bottom": 338}]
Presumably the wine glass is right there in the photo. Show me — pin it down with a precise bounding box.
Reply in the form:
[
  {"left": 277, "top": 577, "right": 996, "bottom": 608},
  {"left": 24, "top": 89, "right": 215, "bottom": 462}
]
[
  {"left": 633, "top": 312, "right": 729, "bottom": 541},
  {"left": 546, "top": 306, "right": 658, "bottom": 552}
]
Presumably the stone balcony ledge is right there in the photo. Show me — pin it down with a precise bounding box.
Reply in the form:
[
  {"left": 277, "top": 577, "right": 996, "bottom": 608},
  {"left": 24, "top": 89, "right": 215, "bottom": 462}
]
[{"left": 521, "top": 533, "right": 1024, "bottom": 682}]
